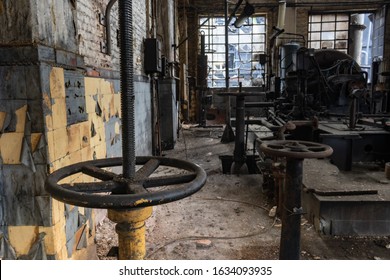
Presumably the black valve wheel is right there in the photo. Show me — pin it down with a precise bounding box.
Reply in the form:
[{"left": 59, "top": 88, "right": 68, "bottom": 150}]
[
  {"left": 258, "top": 140, "right": 333, "bottom": 159},
  {"left": 45, "top": 156, "right": 207, "bottom": 209}
]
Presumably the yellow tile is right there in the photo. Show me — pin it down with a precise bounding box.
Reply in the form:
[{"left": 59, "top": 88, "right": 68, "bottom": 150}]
[
  {"left": 80, "top": 146, "right": 93, "bottom": 162},
  {"left": 46, "top": 130, "right": 56, "bottom": 163},
  {"left": 89, "top": 113, "right": 104, "bottom": 130},
  {"left": 50, "top": 67, "right": 65, "bottom": 99},
  {"left": 85, "top": 93, "right": 97, "bottom": 114},
  {"left": 79, "top": 121, "right": 90, "bottom": 148},
  {"left": 51, "top": 198, "right": 65, "bottom": 225},
  {"left": 101, "top": 94, "right": 111, "bottom": 120},
  {"left": 39, "top": 218, "right": 66, "bottom": 256},
  {"left": 68, "top": 149, "right": 82, "bottom": 165},
  {"left": 43, "top": 92, "right": 52, "bottom": 110},
  {"left": 67, "top": 124, "right": 81, "bottom": 154},
  {"left": 15, "top": 105, "right": 27, "bottom": 133},
  {"left": 93, "top": 143, "right": 107, "bottom": 160},
  {"left": 52, "top": 127, "right": 68, "bottom": 160},
  {"left": 30, "top": 133, "right": 43, "bottom": 153},
  {"left": 101, "top": 79, "right": 112, "bottom": 94},
  {"left": 90, "top": 127, "right": 105, "bottom": 148},
  {"left": 45, "top": 114, "right": 53, "bottom": 132},
  {"left": 51, "top": 98, "right": 67, "bottom": 130},
  {"left": 0, "top": 132, "right": 24, "bottom": 164},
  {"left": 84, "top": 77, "right": 99, "bottom": 96},
  {"left": 114, "top": 94, "right": 121, "bottom": 118},
  {"left": 8, "top": 226, "right": 39, "bottom": 256},
  {"left": 0, "top": 111, "right": 7, "bottom": 131},
  {"left": 57, "top": 245, "right": 68, "bottom": 260}
]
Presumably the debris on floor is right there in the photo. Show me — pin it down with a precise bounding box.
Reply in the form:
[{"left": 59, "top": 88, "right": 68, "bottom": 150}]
[{"left": 95, "top": 127, "right": 390, "bottom": 260}]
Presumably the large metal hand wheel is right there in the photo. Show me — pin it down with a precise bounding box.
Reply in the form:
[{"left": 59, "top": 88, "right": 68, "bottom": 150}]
[
  {"left": 258, "top": 140, "right": 333, "bottom": 159},
  {"left": 45, "top": 156, "right": 207, "bottom": 209}
]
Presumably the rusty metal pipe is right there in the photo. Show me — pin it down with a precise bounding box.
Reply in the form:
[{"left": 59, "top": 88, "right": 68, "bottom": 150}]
[
  {"left": 279, "top": 158, "right": 303, "bottom": 260},
  {"left": 119, "top": 0, "right": 136, "bottom": 179},
  {"left": 105, "top": 0, "right": 118, "bottom": 55}
]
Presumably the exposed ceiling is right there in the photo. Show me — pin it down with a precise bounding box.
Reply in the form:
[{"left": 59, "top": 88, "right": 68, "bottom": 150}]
[{"left": 183, "top": 0, "right": 388, "bottom": 14}]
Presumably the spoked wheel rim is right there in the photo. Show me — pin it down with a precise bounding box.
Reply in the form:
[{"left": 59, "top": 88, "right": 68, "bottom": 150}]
[
  {"left": 258, "top": 140, "right": 333, "bottom": 159},
  {"left": 45, "top": 156, "right": 207, "bottom": 209}
]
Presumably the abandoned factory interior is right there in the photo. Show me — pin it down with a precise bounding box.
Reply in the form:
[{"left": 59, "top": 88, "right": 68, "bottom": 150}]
[{"left": 1, "top": 0, "right": 390, "bottom": 261}]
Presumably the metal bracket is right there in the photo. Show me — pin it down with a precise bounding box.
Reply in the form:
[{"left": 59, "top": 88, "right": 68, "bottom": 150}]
[{"left": 99, "top": 13, "right": 108, "bottom": 54}]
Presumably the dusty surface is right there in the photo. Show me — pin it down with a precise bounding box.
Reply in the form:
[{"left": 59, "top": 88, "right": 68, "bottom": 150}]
[{"left": 95, "top": 126, "right": 390, "bottom": 260}]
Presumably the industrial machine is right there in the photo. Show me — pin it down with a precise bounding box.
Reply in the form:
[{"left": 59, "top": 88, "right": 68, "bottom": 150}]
[
  {"left": 258, "top": 46, "right": 390, "bottom": 171},
  {"left": 254, "top": 44, "right": 390, "bottom": 239}
]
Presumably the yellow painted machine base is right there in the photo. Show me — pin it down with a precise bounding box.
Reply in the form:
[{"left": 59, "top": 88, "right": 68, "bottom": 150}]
[{"left": 107, "top": 207, "right": 153, "bottom": 260}]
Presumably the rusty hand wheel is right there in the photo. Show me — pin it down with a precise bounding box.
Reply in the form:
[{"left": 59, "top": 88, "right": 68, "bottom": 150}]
[
  {"left": 45, "top": 156, "right": 207, "bottom": 209},
  {"left": 258, "top": 140, "right": 333, "bottom": 159}
]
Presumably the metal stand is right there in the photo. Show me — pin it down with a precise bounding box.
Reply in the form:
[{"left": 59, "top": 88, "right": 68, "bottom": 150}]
[
  {"left": 218, "top": 90, "right": 263, "bottom": 174},
  {"left": 258, "top": 140, "right": 333, "bottom": 259}
]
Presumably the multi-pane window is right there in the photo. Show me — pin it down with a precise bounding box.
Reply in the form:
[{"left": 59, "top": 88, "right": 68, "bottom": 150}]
[
  {"left": 199, "top": 16, "right": 266, "bottom": 88},
  {"left": 308, "top": 14, "right": 349, "bottom": 53}
]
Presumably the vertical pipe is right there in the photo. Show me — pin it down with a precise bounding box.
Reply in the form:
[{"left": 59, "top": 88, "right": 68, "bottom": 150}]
[
  {"left": 224, "top": 0, "right": 231, "bottom": 124},
  {"left": 225, "top": 1, "right": 229, "bottom": 89},
  {"left": 105, "top": 0, "right": 118, "bottom": 55},
  {"left": 118, "top": 0, "right": 136, "bottom": 179},
  {"left": 234, "top": 84, "right": 245, "bottom": 163},
  {"left": 350, "top": 14, "right": 366, "bottom": 65},
  {"left": 279, "top": 158, "right": 303, "bottom": 260},
  {"left": 221, "top": 0, "right": 235, "bottom": 143}
]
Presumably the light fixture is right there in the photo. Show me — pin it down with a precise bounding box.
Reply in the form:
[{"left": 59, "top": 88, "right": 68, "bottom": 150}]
[{"left": 233, "top": 2, "right": 255, "bottom": 28}]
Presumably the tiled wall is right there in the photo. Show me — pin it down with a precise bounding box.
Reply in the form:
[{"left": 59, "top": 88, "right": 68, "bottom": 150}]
[{"left": 0, "top": 0, "right": 153, "bottom": 259}]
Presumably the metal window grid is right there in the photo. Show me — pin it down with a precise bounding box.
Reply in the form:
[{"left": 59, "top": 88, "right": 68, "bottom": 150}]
[
  {"left": 199, "top": 16, "right": 267, "bottom": 88},
  {"left": 308, "top": 13, "right": 350, "bottom": 53}
]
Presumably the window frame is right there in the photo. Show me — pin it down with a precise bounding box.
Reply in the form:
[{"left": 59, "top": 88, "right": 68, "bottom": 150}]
[
  {"left": 199, "top": 15, "right": 267, "bottom": 88},
  {"left": 308, "top": 12, "right": 350, "bottom": 53}
]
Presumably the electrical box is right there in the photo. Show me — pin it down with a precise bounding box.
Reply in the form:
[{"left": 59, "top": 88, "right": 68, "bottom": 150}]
[{"left": 144, "top": 38, "right": 162, "bottom": 74}]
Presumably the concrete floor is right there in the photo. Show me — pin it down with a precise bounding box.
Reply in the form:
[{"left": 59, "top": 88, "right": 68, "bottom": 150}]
[{"left": 95, "top": 126, "right": 390, "bottom": 260}]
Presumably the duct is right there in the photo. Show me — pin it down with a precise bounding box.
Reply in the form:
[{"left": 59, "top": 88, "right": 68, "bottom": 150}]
[
  {"left": 233, "top": 2, "right": 255, "bottom": 28},
  {"left": 350, "top": 14, "right": 366, "bottom": 65},
  {"left": 227, "top": 0, "right": 244, "bottom": 25},
  {"left": 276, "top": 1, "right": 286, "bottom": 30}
]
